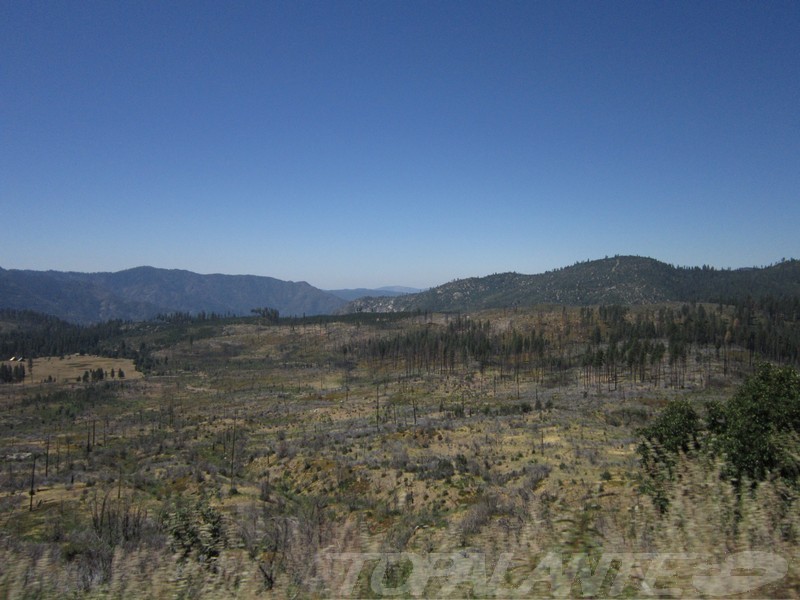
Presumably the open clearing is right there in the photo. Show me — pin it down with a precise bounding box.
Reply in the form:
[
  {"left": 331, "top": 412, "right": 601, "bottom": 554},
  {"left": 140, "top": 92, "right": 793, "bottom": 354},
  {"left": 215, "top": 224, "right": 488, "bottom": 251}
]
[
  {"left": 3, "top": 354, "right": 142, "bottom": 385},
  {"left": 0, "top": 306, "right": 797, "bottom": 598}
]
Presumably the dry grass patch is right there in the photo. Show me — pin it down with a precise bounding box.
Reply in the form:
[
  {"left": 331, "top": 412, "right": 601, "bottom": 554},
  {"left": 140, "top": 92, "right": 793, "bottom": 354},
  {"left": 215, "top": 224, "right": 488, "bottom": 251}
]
[{"left": 20, "top": 355, "right": 142, "bottom": 385}]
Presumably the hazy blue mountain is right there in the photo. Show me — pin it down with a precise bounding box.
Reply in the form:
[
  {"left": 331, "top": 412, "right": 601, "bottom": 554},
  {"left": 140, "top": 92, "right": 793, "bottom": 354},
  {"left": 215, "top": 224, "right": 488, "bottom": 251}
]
[
  {"left": 326, "top": 286, "right": 422, "bottom": 302},
  {"left": 377, "top": 286, "right": 423, "bottom": 294},
  {"left": 0, "top": 266, "right": 346, "bottom": 323}
]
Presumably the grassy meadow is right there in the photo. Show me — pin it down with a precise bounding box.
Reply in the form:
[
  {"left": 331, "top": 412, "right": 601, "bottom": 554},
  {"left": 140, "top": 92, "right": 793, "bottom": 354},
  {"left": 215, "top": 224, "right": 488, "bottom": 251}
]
[{"left": 2, "top": 355, "right": 143, "bottom": 386}]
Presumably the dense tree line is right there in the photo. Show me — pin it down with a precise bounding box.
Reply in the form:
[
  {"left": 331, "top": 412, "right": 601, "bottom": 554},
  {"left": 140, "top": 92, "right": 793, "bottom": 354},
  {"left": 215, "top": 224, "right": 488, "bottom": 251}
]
[
  {"left": 0, "top": 309, "right": 129, "bottom": 359},
  {"left": 346, "top": 315, "right": 554, "bottom": 380},
  {"left": 590, "top": 297, "right": 800, "bottom": 366},
  {"left": 348, "top": 297, "right": 800, "bottom": 386},
  {"left": 0, "top": 362, "right": 25, "bottom": 383},
  {"left": 0, "top": 308, "right": 258, "bottom": 378},
  {"left": 0, "top": 309, "right": 158, "bottom": 378},
  {"left": 154, "top": 310, "right": 238, "bottom": 323},
  {"left": 580, "top": 298, "right": 799, "bottom": 386},
  {"left": 0, "top": 308, "right": 258, "bottom": 379}
]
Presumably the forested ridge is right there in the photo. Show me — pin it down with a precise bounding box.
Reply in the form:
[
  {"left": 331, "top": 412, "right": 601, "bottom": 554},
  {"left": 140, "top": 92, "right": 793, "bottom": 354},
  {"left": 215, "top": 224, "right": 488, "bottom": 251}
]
[{"left": 346, "top": 256, "right": 800, "bottom": 313}]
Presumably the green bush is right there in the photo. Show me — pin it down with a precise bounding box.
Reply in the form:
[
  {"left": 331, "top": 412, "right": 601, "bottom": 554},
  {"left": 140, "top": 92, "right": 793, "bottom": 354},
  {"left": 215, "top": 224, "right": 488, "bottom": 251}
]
[
  {"left": 639, "top": 364, "right": 800, "bottom": 514},
  {"left": 638, "top": 399, "right": 700, "bottom": 475},
  {"left": 164, "top": 494, "right": 225, "bottom": 566},
  {"left": 722, "top": 362, "right": 800, "bottom": 481}
]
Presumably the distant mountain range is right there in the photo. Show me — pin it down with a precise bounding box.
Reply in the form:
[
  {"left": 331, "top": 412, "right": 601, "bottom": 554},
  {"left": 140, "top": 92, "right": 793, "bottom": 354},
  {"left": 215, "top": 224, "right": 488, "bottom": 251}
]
[
  {"left": 326, "top": 286, "right": 423, "bottom": 302},
  {"left": 341, "top": 256, "right": 800, "bottom": 313},
  {"left": 0, "top": 267, "right": 347, "bottom": 324},
  {"left": 2, "top": 257, "right": 798, "bottom": 323}
]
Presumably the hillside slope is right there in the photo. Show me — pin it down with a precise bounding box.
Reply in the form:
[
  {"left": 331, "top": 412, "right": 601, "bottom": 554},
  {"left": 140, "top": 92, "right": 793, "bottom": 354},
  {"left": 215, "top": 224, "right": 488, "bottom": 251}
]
[{"left": 343, "top": 256, "right": 800, "bottom": 313}]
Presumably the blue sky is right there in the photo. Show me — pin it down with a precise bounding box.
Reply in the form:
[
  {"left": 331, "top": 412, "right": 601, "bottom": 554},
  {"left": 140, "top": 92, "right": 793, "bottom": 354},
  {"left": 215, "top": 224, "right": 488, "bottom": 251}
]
[{"left": 2, "top": 1, "right": 798, "bottom": 289}]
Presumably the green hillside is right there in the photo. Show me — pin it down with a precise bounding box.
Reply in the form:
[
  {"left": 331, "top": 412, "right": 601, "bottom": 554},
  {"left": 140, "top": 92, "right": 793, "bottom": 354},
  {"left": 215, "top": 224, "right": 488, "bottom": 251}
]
[{"left": 344, "top": 256, "right": 800, "bottom": 313}]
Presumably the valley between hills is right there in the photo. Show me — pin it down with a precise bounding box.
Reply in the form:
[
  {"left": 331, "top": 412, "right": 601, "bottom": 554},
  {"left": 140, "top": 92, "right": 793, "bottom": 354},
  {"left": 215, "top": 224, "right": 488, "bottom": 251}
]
[
  {"left": 0, "top": 257, "right": 798, "bottom": 597},
  {"left": 2, "top": 255, "right": 799, "bottom": 324}
]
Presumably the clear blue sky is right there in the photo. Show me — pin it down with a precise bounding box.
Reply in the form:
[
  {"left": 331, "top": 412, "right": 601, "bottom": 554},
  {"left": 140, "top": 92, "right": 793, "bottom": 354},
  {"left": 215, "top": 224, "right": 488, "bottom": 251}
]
[{"left": 2, "top": 1, "right": 798, "bottom": 289}]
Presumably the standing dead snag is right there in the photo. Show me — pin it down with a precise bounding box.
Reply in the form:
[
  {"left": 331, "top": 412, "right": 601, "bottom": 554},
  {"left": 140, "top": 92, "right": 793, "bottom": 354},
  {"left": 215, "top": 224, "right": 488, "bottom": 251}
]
[
  {"left": 29, "top": 455, "right": 36, "bottom": 512},
  {"left": 230, "top": 413, "right": 237, "bottom": 485}
]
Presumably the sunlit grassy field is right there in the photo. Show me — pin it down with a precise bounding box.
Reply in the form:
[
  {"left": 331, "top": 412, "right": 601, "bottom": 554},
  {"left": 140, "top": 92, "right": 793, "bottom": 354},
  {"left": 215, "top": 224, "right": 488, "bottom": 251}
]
[{"left": 8, "top": 355, "right": 143, "bottom": 385}]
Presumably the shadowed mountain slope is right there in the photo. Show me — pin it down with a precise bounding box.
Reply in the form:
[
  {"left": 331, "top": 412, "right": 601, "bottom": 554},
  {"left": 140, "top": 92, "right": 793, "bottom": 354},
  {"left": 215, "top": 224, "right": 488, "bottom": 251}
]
[{"left": 0, "top": 267, "right": 346, "bottom": 323}]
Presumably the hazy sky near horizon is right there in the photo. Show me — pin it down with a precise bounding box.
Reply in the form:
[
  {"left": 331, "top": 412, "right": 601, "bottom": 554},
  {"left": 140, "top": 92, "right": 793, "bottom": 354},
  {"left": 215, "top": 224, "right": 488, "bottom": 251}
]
[{"left": 2, "top": 1, "right": 798, "bottom": 289}]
